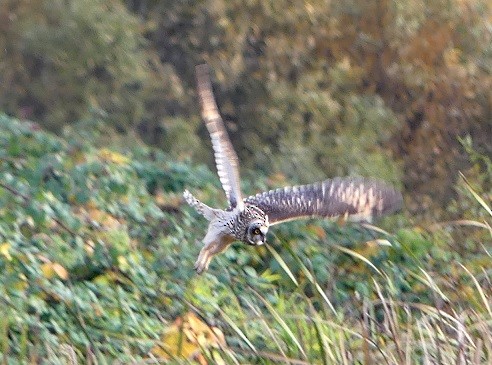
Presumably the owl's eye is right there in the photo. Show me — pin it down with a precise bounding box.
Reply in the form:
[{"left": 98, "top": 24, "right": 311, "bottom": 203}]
[{"left": 253, "top": 228, "right": 261, "bottom": 235}]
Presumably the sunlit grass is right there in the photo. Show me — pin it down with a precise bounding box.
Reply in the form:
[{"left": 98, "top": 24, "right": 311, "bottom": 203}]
[{"left": 205, "top": 244, "right": 491, "bottom": 364}]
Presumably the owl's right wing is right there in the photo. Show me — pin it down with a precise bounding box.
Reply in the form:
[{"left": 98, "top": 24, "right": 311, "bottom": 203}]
[
  {"left": 196, "top": 64, "right": 243, "bottom": 210},
  {"left": 245, "top": 177, "right": 402, "bottom": 226}
]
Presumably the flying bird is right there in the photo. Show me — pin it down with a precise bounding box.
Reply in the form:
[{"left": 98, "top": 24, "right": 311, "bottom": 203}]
[{"left": 184, "top": 64, "right": 402, "bottom": 273}]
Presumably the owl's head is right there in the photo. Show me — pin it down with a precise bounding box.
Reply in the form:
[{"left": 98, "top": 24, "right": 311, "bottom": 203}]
[
  {"left": 237, "top": 204, "right": 269, "bottom": 245},
  {"left": 245, "top": 220, "right": 269, "bottom": 246}
]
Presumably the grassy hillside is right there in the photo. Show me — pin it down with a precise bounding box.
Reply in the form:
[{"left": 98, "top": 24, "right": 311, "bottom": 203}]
[{"left": 0, "top": 114, "right": 490, "bottom": 363}]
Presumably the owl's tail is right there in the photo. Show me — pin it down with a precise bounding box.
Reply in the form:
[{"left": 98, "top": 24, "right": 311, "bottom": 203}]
[{"left": 183, "top": 190, "right": 216, "bottom": 221}]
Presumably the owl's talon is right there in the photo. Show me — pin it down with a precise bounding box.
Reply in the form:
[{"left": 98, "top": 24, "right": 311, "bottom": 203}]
[{"left": 194, "top": 260, "right": 207, "bottom": 274}]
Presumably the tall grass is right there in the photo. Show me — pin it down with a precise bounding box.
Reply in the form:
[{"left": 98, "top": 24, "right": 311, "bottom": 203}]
[
  {"left": 181, "top": 178, "right": 492, "bottom": 364},
  {"left": 199, "top": 252, "right": 491, "bottom": 364}
]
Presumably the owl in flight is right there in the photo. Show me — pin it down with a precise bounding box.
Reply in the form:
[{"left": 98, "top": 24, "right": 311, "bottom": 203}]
[{"left": 184, "top": 64, "right": 402, "bottom": 274}]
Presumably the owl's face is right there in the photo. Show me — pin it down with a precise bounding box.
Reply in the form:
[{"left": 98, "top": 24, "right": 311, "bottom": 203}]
[{"left": 245, "top": 220, "right": 269, "bottom": 246}]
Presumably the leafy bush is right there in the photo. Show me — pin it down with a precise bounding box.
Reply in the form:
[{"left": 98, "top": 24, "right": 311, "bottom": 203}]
[{"left": 0, "top": 0, "right": 159, "bottom": 130}]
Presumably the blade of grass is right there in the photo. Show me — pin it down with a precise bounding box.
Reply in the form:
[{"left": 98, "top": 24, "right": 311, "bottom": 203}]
[
  {"left": 410, "top": 268, "right": 450, "bottom": 302},
  {"left": 376, "top": 300, "right": 476, "bottom": 345},
  {"left": 333, "top": 244, "right": 383, "bottom": 276},
  {"left": 1, "top": 305, "right": 9, "bottom": 365},
  {"left": 251, "top": 289, "right": 307, "bottom": 360},
  {"left": 456, "top": 314, "right": 466, "bottom": 365},
  {"left": 231, "top": 347, "right": 311, "bottom": 364},
  {"left": 339, "top": 333, "right": 348, "bottom": 365},
  {"left": 265, "top": 243, "right": 298, "bottom": 286},
  {"left": 485, "top": 221, "right": 492, "bottom": 242},
  {"left": 404, "top": 304, "right": 413, "bottom": 365},
  {"left": 361, "top": 223, "right": 392, "bottom": 235},
  {"left": 361, "top": 300, "right": 373, "bottom": 365},
  {"left": 472, "top": 339, "right": 483, "bottom": 365},
  {"left": 218, "top": 308, "right": 258, "bottom": 355},
  {"left": 459, "top": 263, "right": 492, "bottom": 318},
  {"left": 431, "top": 220, "right": 489, "bottom": 230},
  {"left": 283, "top": 244, "right": 337, "bottom": 315},
  {"left": 373, "top": 280, "right": 404, "bottom": 363},
  {"left": 243, "top": 297, "right": 288, "bottom": 359},
  {"left": 308, "top": 303, "right": 329, "bottom": 365},
  {"left": 460, "top": 172, "right": 492, "bottom": 217},
  {"left": 417, "top": 321, "right": 431, "bottom": 365}
]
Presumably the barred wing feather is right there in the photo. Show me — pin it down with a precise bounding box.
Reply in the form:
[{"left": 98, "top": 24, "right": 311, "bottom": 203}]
[
  {"left": 245, "top": 177, "right": 402, "bottom": 225},
  {"left": 196, "top": 64, "right": 243, "bottom": 209}
]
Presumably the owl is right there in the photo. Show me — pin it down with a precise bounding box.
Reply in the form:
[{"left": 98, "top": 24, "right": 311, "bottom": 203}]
[{"left": 184, "top": 64, "right": 402, "bottom": 274}]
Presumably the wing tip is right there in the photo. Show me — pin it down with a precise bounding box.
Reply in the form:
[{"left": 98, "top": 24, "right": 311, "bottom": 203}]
[
  {"left": 380, "top": 188, "right": 404, "bottom": 216},
  {"left": 340, "top": 176, "right": 404, "bottom": 213}
]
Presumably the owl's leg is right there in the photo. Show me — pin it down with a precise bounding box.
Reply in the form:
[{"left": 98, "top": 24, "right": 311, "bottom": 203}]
[
  {"left": 194, "top": 245, "right": 214, "bottom": 274},
  {"left": 194, "top": 237, "right": 233, "bottom": 274}
]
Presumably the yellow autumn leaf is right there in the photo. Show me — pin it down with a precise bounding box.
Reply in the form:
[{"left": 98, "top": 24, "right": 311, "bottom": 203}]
[
  {"left": 152, "top": 330, "right": 198, "bottom": 360},
  {"left": 41, "top": 262, "right": 68, "bottom": 280},
  {"left": 186, "top": 312, "right": 210, "bottom": 334},
  {"left": 84, "top": 200, "right": 98, "bottom": 209},
  {"left": 0, "top": 242, "right": 12, "bottom": 261},
  {"left": 151, "top": 312, "right": 226, "bottom": 363},
  {"left": 117, "top": 255, "right": 129, "bottom": 271},
  {"left": 86, "top": 207, "right": 123, "bottom": 230},
  {"left": 353, "top": 239, "right": 391, "bottom": 258},
  {"left": 52, "top": 262, "right": 69, "bottom": 280},
  {"left": 41, "top": 263, "right": 55, "bottom": 279},
  {"left": 93, "top": 274, "right": 111, "bottom": 286},
  {"left": 98, "top": 148, "right": 130, "bottom": 165},
  {"left": 13, "top": 279, "right": 28, "bottom": 291},
  {"left": 13, "top": 273, "right": 28, "bottom": 291}
]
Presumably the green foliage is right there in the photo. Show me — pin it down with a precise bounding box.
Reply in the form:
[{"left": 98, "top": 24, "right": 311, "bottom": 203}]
[
  {"left": 1, "top": 0, "right": 158, "bottom": 130},
  {"left": 0, "top": 114, "right": 490, "bottom": 363},
  {"left": 253, "top": 70, "right": 402, "bottom": 184},
  {"left": 0, "top": 115, "right": 176, "bottom": 360}
]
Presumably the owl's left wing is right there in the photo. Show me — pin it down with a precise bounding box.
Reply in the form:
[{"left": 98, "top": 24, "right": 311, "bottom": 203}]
[
  {"left": 245, "top": 177, "right": 402, "bottom": 225},
  {"left": 196, "top": 64, "right": 243, "bottom": 210}
]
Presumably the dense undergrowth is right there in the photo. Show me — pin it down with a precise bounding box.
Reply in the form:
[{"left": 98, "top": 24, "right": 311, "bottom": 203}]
[{"left": 0, "top": 114, "right": 490, "bottom": 364}]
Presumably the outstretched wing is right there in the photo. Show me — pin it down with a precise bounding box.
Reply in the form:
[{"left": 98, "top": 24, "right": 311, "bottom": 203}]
[
  {"left": 245, "top": 177, "right": 402, "bottom": 225},
  {"left": 196, "top": 64, "right": 243, "bottom": 210}
]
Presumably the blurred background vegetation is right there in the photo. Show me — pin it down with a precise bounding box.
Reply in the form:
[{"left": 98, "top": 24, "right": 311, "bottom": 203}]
[
  {"left": 0, "top": 0, "right": 491, "bottom": 363},
  {"left": 2, "top": 0, "right": 491, "bottom": 217}
]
